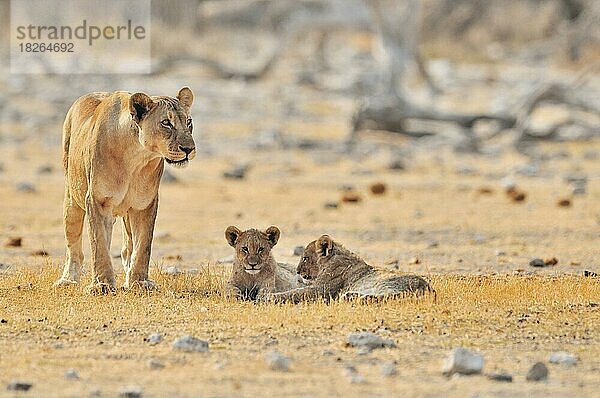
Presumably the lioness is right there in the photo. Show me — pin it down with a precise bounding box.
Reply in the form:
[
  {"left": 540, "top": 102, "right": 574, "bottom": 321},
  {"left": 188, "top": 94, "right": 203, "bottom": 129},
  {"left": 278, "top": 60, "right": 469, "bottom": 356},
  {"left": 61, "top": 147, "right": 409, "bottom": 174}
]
[
  {"left": 225, "top": 226, "right": 302, "bottom": 300},
  {"left": 265, "top": 235, "right": 434, "bottom": 303},
  {"left": 54, "top": 88, "right": 196, "bottom": 292}
]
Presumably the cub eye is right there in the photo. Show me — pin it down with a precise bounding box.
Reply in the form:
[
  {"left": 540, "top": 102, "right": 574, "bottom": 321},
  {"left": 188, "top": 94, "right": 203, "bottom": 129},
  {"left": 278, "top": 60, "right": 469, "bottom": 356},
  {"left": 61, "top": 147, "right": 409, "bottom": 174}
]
[
  {"left": 258, "top": 247, "right": 264, "bottom": 254},
  {"left": 161, "top": 119, "right": 172, "bottom": 128},
  {"left": 241, "top": 246, "right": 249, "bottom": 254}
]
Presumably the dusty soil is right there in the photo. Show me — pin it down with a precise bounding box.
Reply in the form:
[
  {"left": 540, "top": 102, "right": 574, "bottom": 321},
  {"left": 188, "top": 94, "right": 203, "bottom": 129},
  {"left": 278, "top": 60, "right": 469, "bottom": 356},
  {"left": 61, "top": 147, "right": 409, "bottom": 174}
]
[{"left": 0, "top": 139, "right": 599, "bottom": 397}]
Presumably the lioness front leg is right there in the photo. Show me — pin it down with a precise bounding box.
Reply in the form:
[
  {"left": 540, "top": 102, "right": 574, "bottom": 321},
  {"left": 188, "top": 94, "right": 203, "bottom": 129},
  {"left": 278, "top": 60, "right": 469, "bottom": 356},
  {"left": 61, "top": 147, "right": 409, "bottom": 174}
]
[
  {"left": 124, "top": 196, "right": 158, "bottom": 290},
  {"left": 85, "top": 193, "right": 116, "bottom": 293}
]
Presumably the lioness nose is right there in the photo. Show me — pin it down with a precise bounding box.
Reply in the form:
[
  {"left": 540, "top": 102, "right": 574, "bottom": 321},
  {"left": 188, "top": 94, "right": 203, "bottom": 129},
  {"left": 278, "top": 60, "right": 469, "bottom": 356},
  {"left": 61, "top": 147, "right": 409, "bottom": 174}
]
[{"left": 179, "top": 146, "right": 194, "bottom": 155}]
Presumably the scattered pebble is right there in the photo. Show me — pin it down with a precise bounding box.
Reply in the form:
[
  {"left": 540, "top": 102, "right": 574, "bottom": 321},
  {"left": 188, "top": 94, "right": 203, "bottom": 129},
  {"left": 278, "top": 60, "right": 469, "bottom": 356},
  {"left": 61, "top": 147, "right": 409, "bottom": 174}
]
[
  {"left": 5, "top": 237, "right": 22, "bottom": 247},
  {"left": 500, "top": 176, "right": 516, "bottom": 190},
  {"left": 487, "top": 372, "right": 513, "bottom": 382},
  {"left": 506, "top": 187, "right": 526, "bottom": 202},
  {"left": 427, "top": 240, "right": 439, "bottom": 248},
  {"left": 146, "top": 332, "right": 163, "bottom": 346},
  {"left": 369, "top": 182, "right": 386, "bottom": 195},
  {"left": 442, "top": 347, "right": 484, "bottom": 376},
  {"left": 346, "top": 332, "right": 395, "bottom": 353},
  {"left": 388, "top": 159, "right": 406, "bottom": 171},
  {"left": 147, "top": 358, "right": 165, "bottom": 369},
  {"left": 16, "top": 181, "right": 36, "bottom": 193},
  {"left": 7, "top": 380, "right": 32, "bottom": 391},
  {"left": 163, "top": 266, "right": 181, "bottom": 276},
  {"left": 526, "top": 362, "right": 548, "bottom": 381},
  {"left": 380, "top": 361, "right": 398, "bottom": 377},
  {"left": 344, "top": 365, "right": 366, "bottom": 384},
  {"left": 293, "top": 246, "right": 304, "bottom": 256},
  {"left": 223, "top": 164, "right": 249, "bottom": 180},
  {"left": 265, "top": 351, "right": 290, "bottom": 372},
  {"left": 37, "top": 165, "right": 53, "bottom": 174},
  {"left": 341, "top": 192, "right": 361, "bottom": 203},
  {"left": 64, "top": 369, "right": 80, "bottom": 380},
  {"left": 321, "top": 349, "right": 335, "bottom": 356},
  {"left": 31, "top": 250, "right": 48, "bottom": 257},
  {"left": 544, "top": 257, "right": 558, "bottom": 266},
  {"left": 172, "top": 335, "right": 209, "bottom": 353},
  {"left": 408, "top": 257, "right": 420, "bottom": 265},
  {"left": 529, "top": 258, "right": 546, "bottom": 267},
  {"left": 119, "top": 385, "right": 143, "bottom": 398},
  {"left": 557, "top": 198, "right": 571, "bottom": 207},
  {"left": 324, "top": 201, "right": 339, "bottom": 209},
  {"left": 495, "top": 250, "right": 506, "bottom": 256},
  {"left": 472, "top": 233, "right": 486, "bottom": 244},
  {"left": 549, "top": 351, "right": 577, "bottom": 366}
]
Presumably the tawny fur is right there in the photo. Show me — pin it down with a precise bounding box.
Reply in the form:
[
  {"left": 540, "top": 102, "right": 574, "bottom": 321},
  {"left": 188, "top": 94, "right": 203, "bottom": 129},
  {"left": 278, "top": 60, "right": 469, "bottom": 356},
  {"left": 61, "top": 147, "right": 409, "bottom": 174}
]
[
  {"left": 225, "top": 226, "right": 302, "bottom": 300},
  {"left": 55, "top": 88, "right": 196, "bottom": 293},
  {"left": 267, "top": 235, "right": 435, "bottom": 303}
]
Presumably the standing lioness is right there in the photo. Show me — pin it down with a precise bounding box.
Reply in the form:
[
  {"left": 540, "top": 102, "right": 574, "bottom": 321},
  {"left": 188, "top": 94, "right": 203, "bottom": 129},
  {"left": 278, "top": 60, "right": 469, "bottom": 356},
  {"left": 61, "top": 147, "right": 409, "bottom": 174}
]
[{"left": 55, "top": 88, "right": 196, "bottom": 292}]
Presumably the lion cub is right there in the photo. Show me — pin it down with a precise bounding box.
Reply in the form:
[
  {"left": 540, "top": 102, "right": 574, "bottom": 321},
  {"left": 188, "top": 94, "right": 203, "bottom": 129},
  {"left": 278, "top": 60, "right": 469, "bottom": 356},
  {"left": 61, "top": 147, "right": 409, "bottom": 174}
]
[
  {"left": 225, "top": 226, "right": 302, "bottom": 300},
  {"left": 266, "top": 235, "right": 434, "bottom": 303}
]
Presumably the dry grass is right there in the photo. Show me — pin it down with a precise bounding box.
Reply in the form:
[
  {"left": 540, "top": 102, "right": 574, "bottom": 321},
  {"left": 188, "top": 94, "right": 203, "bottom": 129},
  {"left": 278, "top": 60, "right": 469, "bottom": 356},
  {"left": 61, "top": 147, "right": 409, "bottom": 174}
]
[{"left": 0, "top": 265, "right": 598, "bottom": 397}]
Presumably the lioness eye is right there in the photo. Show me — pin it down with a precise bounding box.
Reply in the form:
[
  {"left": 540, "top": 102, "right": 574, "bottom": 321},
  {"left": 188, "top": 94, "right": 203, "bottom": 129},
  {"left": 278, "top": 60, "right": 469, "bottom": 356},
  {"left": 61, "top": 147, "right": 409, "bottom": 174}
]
[
  {"left": 161, "top": 119, "right": 172, "bottom": 128},
  {"left": 187, "top": 118, "right": 193, "bottom": 132}
]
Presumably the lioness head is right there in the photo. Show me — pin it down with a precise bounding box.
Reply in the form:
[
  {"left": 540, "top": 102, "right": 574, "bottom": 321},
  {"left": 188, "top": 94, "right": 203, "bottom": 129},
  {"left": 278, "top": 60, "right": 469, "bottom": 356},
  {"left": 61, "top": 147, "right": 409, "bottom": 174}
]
[
  {"left": 225, "top": 226, "right": 280, "bottom": 275},
  {"left": 129, "top": 87, "right": 196, "bottom": 168},
  {"left": 297, "top": 235, "right": 334, "bottom": 279}
]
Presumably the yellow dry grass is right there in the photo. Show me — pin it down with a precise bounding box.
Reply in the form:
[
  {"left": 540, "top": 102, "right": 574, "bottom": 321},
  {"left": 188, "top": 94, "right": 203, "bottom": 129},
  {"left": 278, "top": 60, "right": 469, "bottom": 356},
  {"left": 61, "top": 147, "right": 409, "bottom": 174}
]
[{"left": 0, "top": 264, "right": 598, "bottom": 397}]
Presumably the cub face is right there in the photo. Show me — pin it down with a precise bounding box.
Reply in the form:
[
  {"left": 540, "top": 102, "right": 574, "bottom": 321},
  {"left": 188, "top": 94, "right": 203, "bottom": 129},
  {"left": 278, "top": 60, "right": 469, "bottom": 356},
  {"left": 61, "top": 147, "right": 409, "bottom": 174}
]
[
  {"left": 129, "top": 87, "right": 196, "bottom": 168},
  {"left": 225, "top": 226, "right": 280, "bottom": 275},
  {"left": 297, "top": 235, "right": 334, "bottom": 279}
]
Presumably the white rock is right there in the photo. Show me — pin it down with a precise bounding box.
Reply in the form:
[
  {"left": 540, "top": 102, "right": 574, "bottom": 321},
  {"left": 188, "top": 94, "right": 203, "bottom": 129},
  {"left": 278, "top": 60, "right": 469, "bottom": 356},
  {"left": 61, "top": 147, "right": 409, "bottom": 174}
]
[
  {"left": 163, "top": 266, "right": 181, "bottom": 276},
  {"left": 146, "top": 332, "right": 163, "bottom": 346},
  {"left": 147, "top": 358, "right": 165, "bottom": 369},
  {"left": 347, "top": 332, "right": 395, "bottom": 353},
  {"left": 442, "top": 347, "right": 484, "bottom": 376},
  {"left": 380, "top": 361, "right": 397, "bottom": 377},
  {"left": 64, "top": 368, "right": 79, "bottom": 380},
  {"left": 549, "top": 351, "right": 577, "bottom": 366},
  {"left": 172, "top": 335, "right": 209, "bottom": 353},
  {"left": 265, "top": 351, "right": 290, "bottom": 372}
]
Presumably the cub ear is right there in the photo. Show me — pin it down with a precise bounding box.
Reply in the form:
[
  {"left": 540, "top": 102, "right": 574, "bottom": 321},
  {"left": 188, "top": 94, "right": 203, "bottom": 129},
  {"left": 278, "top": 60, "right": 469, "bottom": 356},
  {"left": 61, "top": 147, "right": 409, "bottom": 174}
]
[
  {"left": 225, "top": 226, "right": 242, "bottom": 247},
  {"left": 316, "top": 235, "right": 333, "bottom": 257},
  {"left": 129, "top": 92, "right": 155, "bottom": 123},
  {"left": 265, "top": 226, "right": 280, "bottom": 247},
  {"left": 177, "top": 87, "right": 194, "bottom": 111}
]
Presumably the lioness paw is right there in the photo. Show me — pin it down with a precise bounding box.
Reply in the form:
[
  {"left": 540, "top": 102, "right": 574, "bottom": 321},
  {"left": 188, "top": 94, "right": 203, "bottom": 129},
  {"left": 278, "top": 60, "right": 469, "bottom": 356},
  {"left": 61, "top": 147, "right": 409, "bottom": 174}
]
[
  {"left": 124, "top": 279, "right": 158, "bottom": 291},
  {"left": 53, "top": 278, "right": 79, "bottom": 288},
  {"left": 86, "top": 282, "right": 117, "bottom": 295}
]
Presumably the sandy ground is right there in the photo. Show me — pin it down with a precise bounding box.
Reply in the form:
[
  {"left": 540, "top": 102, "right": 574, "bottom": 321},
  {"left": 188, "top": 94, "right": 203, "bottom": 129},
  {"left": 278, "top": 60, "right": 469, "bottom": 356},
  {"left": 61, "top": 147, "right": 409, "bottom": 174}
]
[{"left": 0, "top": 137, "right": 599, "bottom": 397}]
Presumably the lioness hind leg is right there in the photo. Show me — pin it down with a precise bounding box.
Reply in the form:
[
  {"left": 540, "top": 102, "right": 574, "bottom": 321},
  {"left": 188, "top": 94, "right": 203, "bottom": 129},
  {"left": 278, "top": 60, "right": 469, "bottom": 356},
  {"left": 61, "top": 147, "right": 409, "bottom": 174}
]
[
  {"left": 124, "top": 196, "right": 158, "bottom": 290},
  {"left": 55, "top": 190, "right": 85, "bottom": 287},
  {"left": 121, "top": 215, "right": 133, "bottom": 273}
]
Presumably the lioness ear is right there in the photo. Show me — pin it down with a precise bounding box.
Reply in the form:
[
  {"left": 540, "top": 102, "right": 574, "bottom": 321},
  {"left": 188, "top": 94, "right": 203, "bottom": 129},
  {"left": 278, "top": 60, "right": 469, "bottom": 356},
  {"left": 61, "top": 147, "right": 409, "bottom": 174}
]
[
  {"left": 177, "top": 87, "right": 194, "bottom": 111},
  {"left": 129, "top": 92, "right": 154, "bottom": 123},
  {"left": 265, "top": 226, "right": 280, "bottom": 247},
  {"left": 225, "top": 226, "right": 242, "bottom": 247},
  {"left": 316, "top": 235, "right": 333, "bottom": 257}
]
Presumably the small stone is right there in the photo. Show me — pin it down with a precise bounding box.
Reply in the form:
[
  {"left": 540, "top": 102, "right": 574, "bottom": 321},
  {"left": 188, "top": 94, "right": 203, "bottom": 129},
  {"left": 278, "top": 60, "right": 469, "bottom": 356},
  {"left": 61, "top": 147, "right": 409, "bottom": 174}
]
[
  {"left": 172, "top": 335, "right": 209, "bottom": 353},
  {"left": 456, "top": 165, "right": 476, "bottom": 175},
  {"left": 223, "top": 164, "right": 249, "bottom": 180},
  {"left": 293, "top": 246, "right": 304, "bottom": 256},
  {"left": 321, "top": 349, "right": 335, "bottom": 356},
  {"left": 369, "top": 182, "right": 386, "bottom": 195},
  {"left": 380, "top": 361, "right": 397, "bottom": 377},
  {"left": 147, "top": 358, "right": 165, "bottom": 369},
  {"left": 472, "top": 233, "right": 486, "bottom": 244},
  {"left": 571, "top": 183, "right": 586, "bottom": 195},
  {"left": 146, "top": 332, "right": 163, "bottom": 346},
  {"left": 487, "top": 372, "right": 513, "bottom": 382},
  {"left": 388, "top": 159, "right": 406, "bottom": 171},
  {"left": 408, "top": 257, "right": 420, "bottom": 265},
  {"left": 346, "top": 332, "right": 395, "bottom": 353},
  {"left": 526, "top": 362, "right": 548, "bottom": 381},
  {"left": 549, "top": 351, "right": 577, "bottom": 366},
  {"left": 161, "top": 169, "right": 178, "bottom": 183},
  {"left": 495, "top": 250, "right": 506, "bottom": 256},
  {"left": 529, "top": 258, "right": 546, "bottom": 267},
  {"left": 544, "top": 257, "right": 558, "bottom": 266},
  {"left": 5, "top": 237, "right": 22, "bottom": 247},
  {"left": 500, "top": 176, "right": 516, "bottom": 190},
  {"left": 37, "top": 165, "right": 53, "bottom": 174},
  {"left": 64, "top": 369, "right": 80, "bottom": 380},
  {"left": 324, "top": 201, "right": 339, "bottom": 209},
  {"left": 265, "top": 351, "right": 290, "bottom": 372},
  {"left": 7, "top": 380, "right": 32, "bottom": 391},
  {"left": 163, "top": 266, "right": 181, "bottom": 275},
  {"left": 344, "top": 366, "right": 366, "bottom": 384},
  {"left": 506, "top": 187, "right": 526, "bottom": 202},
  {"left": 341, "top": 192, "right": 361, "bottom": 203},
  {"left": 557, "top": 198, "right": 571, "bottom": 207},
  {"left": 427, "top": 240, "right": 439, "bottom": 248},
  {"left": 31, "top": 250, "right": 48, "bottom": 256},
  {"left": 119, "top": 385, "right": 143, "bottom": 398},
  {"left": 16, "top": 182, "right": 36, "bottom": 193},
  {"left": 442, "top": 347, "right": 484, "bottom": 376}
]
